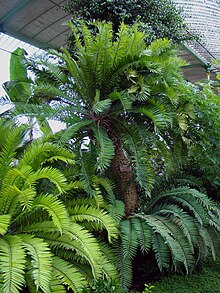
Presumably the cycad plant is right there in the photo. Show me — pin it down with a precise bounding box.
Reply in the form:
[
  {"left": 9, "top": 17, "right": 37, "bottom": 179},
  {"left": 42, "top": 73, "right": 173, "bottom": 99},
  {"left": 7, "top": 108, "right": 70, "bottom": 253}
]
[
  {"left": 5, "top": 21, "right": 193, "bottom": 216},
  {"left": 0, "top": 121, "right": 119, "bottom": 293}
]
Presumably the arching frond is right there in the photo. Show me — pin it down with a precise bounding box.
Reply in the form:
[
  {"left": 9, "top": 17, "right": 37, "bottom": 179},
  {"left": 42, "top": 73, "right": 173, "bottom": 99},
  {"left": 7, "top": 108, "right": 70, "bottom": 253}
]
[
  {"left": 29, "top": 167, "right": 69, "bottom": 193},
  {"left": 152, "top": 232, "right": 170, "bottom": 271},
  {"left": 69, "top": 205, "right": 118, "bottom": 242},
  {"left": 32, "top": 195, "right": 70, "bottom": 232},
  {"left": 33, "top": 222, "right": 103, "bottom": 278},
  {"left": 18, "top": 141, "right": 74, "bottom": 170},
  {"left": 20, "top": 234, "right": 52, "bottom": 292},
  {"left": 98, "top": 242, "right": 119, "bottom": 281},
  {"left": 52, "top": 256, "right": 86, "bottom": 292},
  {"left": 92, "top": 126, "right": 115, "bottom": 172}
]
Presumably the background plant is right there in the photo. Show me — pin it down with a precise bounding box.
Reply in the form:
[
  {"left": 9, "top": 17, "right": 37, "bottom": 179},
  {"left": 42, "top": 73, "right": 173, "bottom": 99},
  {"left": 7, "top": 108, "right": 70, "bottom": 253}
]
[{"left": 62, "top": 0, "right": 195, "bottom": 45}]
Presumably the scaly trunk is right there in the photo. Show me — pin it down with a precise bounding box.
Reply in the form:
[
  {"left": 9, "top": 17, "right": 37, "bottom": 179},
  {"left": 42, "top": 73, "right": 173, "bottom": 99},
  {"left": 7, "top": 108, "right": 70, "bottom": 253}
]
[{"left": 111, "top": 146, "right": 138, "bottom": 217}]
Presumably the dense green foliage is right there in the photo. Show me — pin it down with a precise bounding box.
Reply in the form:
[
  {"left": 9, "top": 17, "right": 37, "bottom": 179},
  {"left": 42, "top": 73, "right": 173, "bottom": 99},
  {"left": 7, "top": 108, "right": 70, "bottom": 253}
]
[
  {"left": 63, "top": 0, "right": 192, "bottom": 44},
  {"left": 0, "top": 121, "right": 119, "bottom": 292},
  {"left": 2, "top": 21, "right": 220, "bottom": 292}
]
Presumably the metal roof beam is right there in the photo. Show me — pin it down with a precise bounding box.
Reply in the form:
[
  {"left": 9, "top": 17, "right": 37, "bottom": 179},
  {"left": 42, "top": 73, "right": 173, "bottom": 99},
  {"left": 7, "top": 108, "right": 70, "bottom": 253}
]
[{"left": 182, "top": 43, "right": 207, "bottom": 66}]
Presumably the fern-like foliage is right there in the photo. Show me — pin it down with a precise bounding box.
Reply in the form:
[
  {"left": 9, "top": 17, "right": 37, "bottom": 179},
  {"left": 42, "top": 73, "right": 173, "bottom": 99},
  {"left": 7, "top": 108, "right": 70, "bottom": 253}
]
[
  {"left": 0, "top": 123, "right": 119, "bottom": 292},
  {"left": 117, "top": 186, "right": 220, "bottom": 292},
  {"left": 5, "top": 23, "right": 190, "bottom": 184}
]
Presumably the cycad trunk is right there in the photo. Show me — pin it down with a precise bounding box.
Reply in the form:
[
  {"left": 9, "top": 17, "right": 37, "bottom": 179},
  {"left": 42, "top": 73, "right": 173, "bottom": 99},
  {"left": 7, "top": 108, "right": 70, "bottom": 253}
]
[{"left": 111, "top": 147, "right": 138, "bottom": 217}]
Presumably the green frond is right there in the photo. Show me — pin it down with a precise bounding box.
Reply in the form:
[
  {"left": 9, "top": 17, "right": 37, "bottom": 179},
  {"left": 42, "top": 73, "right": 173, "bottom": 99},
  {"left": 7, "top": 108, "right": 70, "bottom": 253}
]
[
  {"left": 91, "top": 176, "right": 115, "bottom": 200},
  {"left": 134, "top": 213, "right": 194, "bottom": 272},
  {"left": 98, "top": 242, "right": 119, "bottom": 281},
  {"left": 139, "top": 101, "right": 171, "bottom": 130},
  {"left": 152, "top": 232, "right": 170, "bottom": 271},
  {"left": 123, "top": 126, "right": 155, "bottom": 194},
  {"left": 92, "top": 126, "right": 115, "bottom": 172},
  {"left": 146, "top": 187, "right": 208, "bottom": 225},
  {"left": 18, "top": 141, "right": 74, "bottom": 171},
  {"left": 50, "top": 272, "right": 66, "bottom": 293},
  {"left": 55, "top": 120, "right": 94, "bottom": 146},
  {"left": 157, "top": 217, "right": 195, "bottom": 273},
  {"left": 108, "top": 91, "right": 132, "bottom": 112},
  {"left": 92, "top": 98, "right": 112, "bottom": 114},
  {"left": 32, "top": 195, "right": 70, "bottom": 232},
  {"left": 0, "top": 235, "right": 26, "bottom": 293},
  {"left": 0, "top": 215, "right": 11, "bottom": 235},
  {"left": 32, "top": 82, "right": 70, "bottom": 101},
  {"left": 63, "top": 223, "right": 103, "bottom": 277},
  {"left": 120, "top": 219, "right": 139, "bottom": 260},
  {"left": 91, "top": 184, "right": 106, "bottom": 208},
  {"left": 19, "top": 234, "right": 52, "bottom": 292},
  {"left": 55, "top": 254, "right": 94, "bottom": 286},
  {"left": 25, "top": 273, "right": 39, "bottom": 293},
  {"left": 33, "top": 53, "right": 68, "bottom": 85},
  {"left": 29, "top": 167, "right": 69, "bottom": 193},
  {"left": 154, "top": 138, "right": 173, "bottom": 174},
  {"left": 0, "top": 185, "right": 21, "bottom": 215},
  {"left": 130, "top": 217, "right": 151, "bottom": 253},
  {"left": 0, "top": 165, "right": 36, "bottom": 213},
  {"left": 33, "top": 222, "right": 103, "bottom": 278},
  {"left": 63, "top": 196, "right": 99, "bottom": 210},
  {"left": 52, "top": 256, "right": 86, "bottom": 292},
  {"left": 108, "top": 199, "right": 125, "bottom": 222},
  {"left": 154, "top": 204, "right": 196, "bottom": 250},
  {"left": 113, "top": 243, "right": 133, "bottom": 293},
  {"left": 69, "top": 205, "right": 118, "bottom": 242},
  {"left": 79, "top": 153, "right": 95, "bottom": 196},
  {"left": 89, "top": 177, "right": 125, "bottom": 221},
  {"left": 0, "top": 125, "right": 27, "bottom": 185},
  {"left": 198, "top": 227, "right": 217, "bottom": 261}
]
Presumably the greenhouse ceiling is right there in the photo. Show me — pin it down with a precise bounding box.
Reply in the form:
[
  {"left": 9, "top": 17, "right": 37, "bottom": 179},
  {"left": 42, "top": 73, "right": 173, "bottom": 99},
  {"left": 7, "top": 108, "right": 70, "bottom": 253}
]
[{"left": 0, "top": 0, "right": 71, "bottom": 49}]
